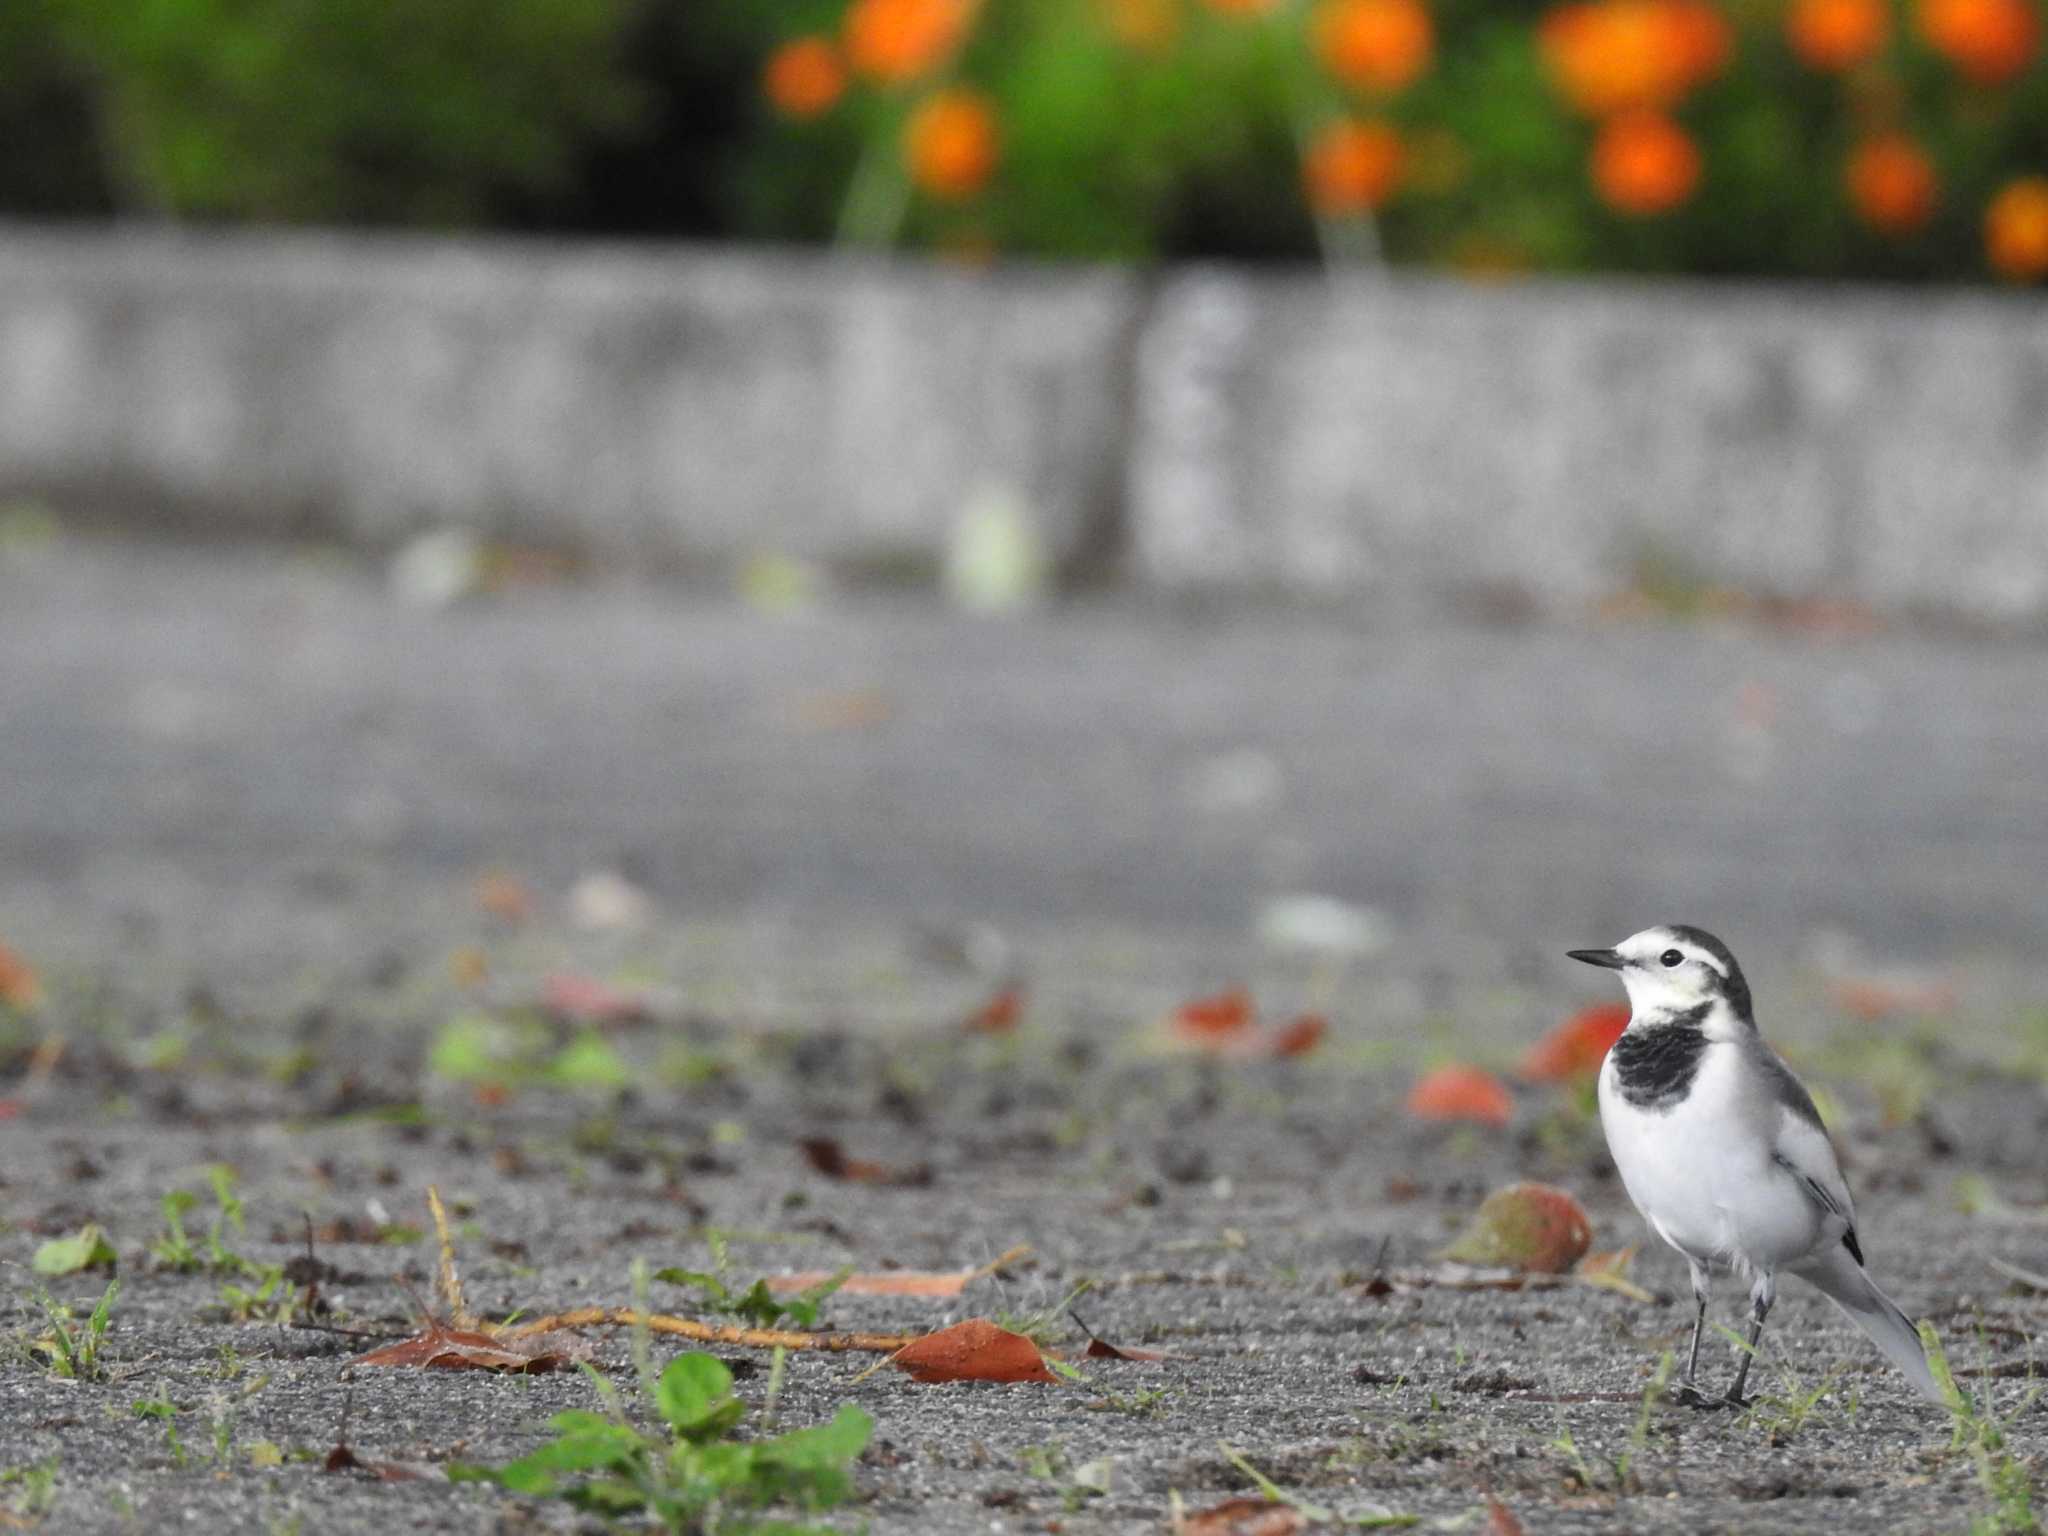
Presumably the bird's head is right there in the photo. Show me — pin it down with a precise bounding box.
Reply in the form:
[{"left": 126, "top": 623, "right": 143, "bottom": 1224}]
[{"left": 1567, "top": 925, "right": 1752, "bottom": 1026}]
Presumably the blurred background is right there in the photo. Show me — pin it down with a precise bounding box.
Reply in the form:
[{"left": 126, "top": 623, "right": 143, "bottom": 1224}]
[{"left": 1, "top": 0, "right": 2047, "bottom": 1034}]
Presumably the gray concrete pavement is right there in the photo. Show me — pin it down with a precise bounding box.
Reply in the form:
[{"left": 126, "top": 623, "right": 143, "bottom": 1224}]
[{"left": 2, "top": 536, "right": 2047, "bottom": 978}]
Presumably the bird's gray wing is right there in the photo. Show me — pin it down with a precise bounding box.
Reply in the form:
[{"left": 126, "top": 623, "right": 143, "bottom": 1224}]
[{"left": 1749, "top": 1039, "right": 1863, "bottom": 1259}]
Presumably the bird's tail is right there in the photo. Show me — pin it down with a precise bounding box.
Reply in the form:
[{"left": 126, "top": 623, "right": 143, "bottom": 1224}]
[{"left": 1790, "top": 1243, "right": 1944, "bottom": 1405}]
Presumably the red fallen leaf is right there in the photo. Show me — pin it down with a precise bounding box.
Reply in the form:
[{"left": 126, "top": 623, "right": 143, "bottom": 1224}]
[
  {"left": 471, "top": 1081, "right": 513, "bottom": 1109},
  {"left": 1267, "top": 1013, "right": 1326, "bottom": 1058},
  {"left": 1406, "top": 1065, "right": 1514, "bottom": 1127},
  {"left": 1175, "top": 1497, "right": 1306, "bottom": 1536},
  {"left": 1486, "top": 1496, "right": 1527, "bottom": 1536},
  {"left": 964, "top": 986, "right": 1025, "bottom": 1035},
  {"left": 1172, "top": 987, "right": 1255, "bottom": 1042},
  {"left": 0, "top": 1101, "right": 21, "bottom": 1120},
  {"left": 353, "top": 1319, "right": 571, "bottom": 1373},
  {"left": 891, "top": 1318, "right": 1058, "bottom": 1383},
  {"left": 798, "top": 1137, "right": 932, "bottom": 1187},
  {"left": 472, "top": 870, "right": 536, "bottom": 925},
  {"left": 541, "top": 972, "right": 649, "bottom": 1026},
  {"left": 1518, "top": 1003, "right": 1630, "bottom": 1081},
  {"left": 1440, "top": 1182, "right": 1593, "bottom": 1273},
  {"left": 0, "top": 942, "right": 44, "bottom": 1012}
]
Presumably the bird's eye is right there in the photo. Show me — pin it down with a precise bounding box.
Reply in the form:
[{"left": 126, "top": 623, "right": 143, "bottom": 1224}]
[{"left": 1660, "top": 949, "right": 1683, "bottom": 968}]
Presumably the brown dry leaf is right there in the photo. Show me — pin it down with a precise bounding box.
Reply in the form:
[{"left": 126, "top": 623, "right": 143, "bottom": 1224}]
[
  {"left": 1083, "top": 1335, "right": 1172, "bottom": 1362},
  {"left": 1486, "top": 1495, "right": 1528, "bottom": 1536},
  {"left": 1267, "top": 1013, "right": 1326, "bottom": 1058},
  {"left": 0, "top": 942, "right": 43, "bottom": 1012},
  {"left": 890, "top": 1318, "right": 1058, "bottom": 1384},
  {"left": 1439, "top": 1182, "right": 1592, "bottom": 1273},
  {"left": 472, "top": 869, "right": 536, "bottom": 925},
  {"left": 448, "top": 946, "right": 489, "bottom": 988},
  {"left": 964, "top": 986, "right": 1024, "bottom": 1035},
  {"left": 323, "top": 1443, "right": 441, "bottom": 1481},
  {"left": 352, "top": 1318, "right": 574, "bottom": 1373},
  {"left": 1174, "top": 1496, "right": 1306, "bottom": 1536},
  {"left": 1171, "top": 987, "right": 1256, "bottom": 1044},
  {"left": 798, "top": 1136, "right": 932, "bottom": 1187}
]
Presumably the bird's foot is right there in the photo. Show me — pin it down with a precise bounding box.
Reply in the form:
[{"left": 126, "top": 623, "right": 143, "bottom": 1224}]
[{"left": 1718, "top": 1387, "right": 1754, "bottom": 1410}]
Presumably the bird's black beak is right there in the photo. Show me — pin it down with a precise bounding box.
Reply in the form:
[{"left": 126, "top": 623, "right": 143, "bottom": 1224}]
[{"left": 1567, "top": 948, "right": 1627, "bottom": 970}]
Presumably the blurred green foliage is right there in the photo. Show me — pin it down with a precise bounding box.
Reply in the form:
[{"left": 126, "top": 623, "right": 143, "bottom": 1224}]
[
  {"left": 1, "top": 0, "right": 2046, "bottom": 278},
  {"left": 33, "top": 0, "right": 639, "bottom": 222}
]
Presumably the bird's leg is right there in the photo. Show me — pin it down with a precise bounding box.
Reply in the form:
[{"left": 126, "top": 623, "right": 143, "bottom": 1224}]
[
  {"left": 1672, "top": 1265, "right": 1716, "bottom": 1408},
  {"left": 1721, "top": 1277, "right": 1775, "bottom": 1408}
]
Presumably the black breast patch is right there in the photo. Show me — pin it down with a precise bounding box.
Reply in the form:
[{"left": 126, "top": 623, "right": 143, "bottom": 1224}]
[{"left": 1609, "top": 1009, "right": 1711, "bottom": 1110}]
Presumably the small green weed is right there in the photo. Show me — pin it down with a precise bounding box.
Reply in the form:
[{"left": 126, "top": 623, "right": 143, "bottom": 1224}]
[
  {"left": 0, "top": 1458, "right": 58, "bottom": 1521},
  {"left": 1020, "top": 1441, "right": 1113, "bottom": 1513},
  {"left": 31, "top": 1280, "right": 117, "bottom": 1380},
  {"left": 653, "top": 1231, "right": 849, "bottom": 1330},
  {"left": 451, "top": 1352, "right": 871, "bottom": 1533},
  {"left": 1923, "top": 1324, "right": 2042, "bottom": 1536},
  {"left": 1216, "top": 1443, "right": 1417, "bottom": 1529}
]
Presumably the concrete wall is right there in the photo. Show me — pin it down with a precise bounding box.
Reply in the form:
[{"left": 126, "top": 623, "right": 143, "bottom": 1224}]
[{"left": 4, "top": 223, "right": 2048, "bottom": 619}]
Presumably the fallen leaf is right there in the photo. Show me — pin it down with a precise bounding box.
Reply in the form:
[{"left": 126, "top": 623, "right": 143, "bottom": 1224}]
[
  {"left": 323, "top": 1442, "right": 441, "bottom": 1481},
  {"left": 1518, "top": 1003, "right": 1630, "bottom": 1081},
  {"left": 1083, "top": 1335, "right": 1172, "bottom": 1362},
  {"left": 352, "top": 1318, "right": 573, "bottom": 1373},
  {"left": 1574, "top": 1244, "right": 1654, "bottom": 1302},
  {"left": 0, "top": 942, "right": 43, "bottom": 1012},
  {"left": 1440, "top": 1183, "right": 1592, "bottom": 1273},
  {"left": 890, "top": 1319, "right": 1057, "bottom": 1384},
  {"left": 447, "top": 946, "right": 488, "bottom": 988},
  {"left": 541, "top": 972, "right": 649, "bottom": 1026},
  {"left": 1171, "top": 987, "right": 1255, "bottom": 1043},
  {"left": 1406, "top": 1065, "right": 1514, "bottom": 1127},
  {"left": 1486, "top": 1495, "right": 1528, "bottom": 1536},
  {"left": 1174, "top": 1496, "right": 1306, "bottom": 1536},
  {"left": 964, "top": 986, "right": 1024, "bottom": 1035},
  {"left": 472, "top": 870, "right": 535, "bottom": 925},
  {"left": 798, "top": 1137, "right": 931, "bottom": 1187},
  {"left": 1267, "top": 1014, "right": 1326, "bottom": 1058}
]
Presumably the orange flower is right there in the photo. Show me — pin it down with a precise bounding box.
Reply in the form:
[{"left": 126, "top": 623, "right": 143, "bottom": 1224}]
[
  {"left": 1846, "top": 134, "right": 1937, "bottom": 234},
  {"left": 1591, "top": 109, "right": 1701, "bottom": 213},
  {"left": 762, "top": 36, "right": 847, "bottom": 119},
  {"left": 1302, "top": 118, "right": 1406, "bottom": 214},
  {"left": 1916, "top": 0, "right": 2039, "bottom": 82},
  {"left": 1311, "top": 0, "right": 1436, "bottom": 91},
  {"left": 1787, "top": 0, "right": 1889, "bottom": 68},
  {"left": 844, "top": 0, "right": 973, "bottom": 84},
  {"left": 1986, "top": 176, "right": 2048, "bottom": 279},
  {"left": 1540, "top": 0, "right": 1732, "bottom": 115},
  {"left": 903, "top": 89, "right": 1000, "bottom": 200}
]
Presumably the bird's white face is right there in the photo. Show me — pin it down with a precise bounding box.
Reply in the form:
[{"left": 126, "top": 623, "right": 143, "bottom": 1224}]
[{"left": 1590, "top": 928, "right": 1733, "bottom": 1020}]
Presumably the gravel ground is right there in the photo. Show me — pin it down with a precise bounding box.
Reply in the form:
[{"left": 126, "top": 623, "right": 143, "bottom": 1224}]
[{"left": 0, "top": 536, "right": 2042, "bottom": 1534}]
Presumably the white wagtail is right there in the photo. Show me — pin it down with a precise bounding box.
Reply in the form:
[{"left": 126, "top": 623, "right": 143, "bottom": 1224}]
[{"left": 1567, "top": 926, "right": 1943, "bottom": 1407}]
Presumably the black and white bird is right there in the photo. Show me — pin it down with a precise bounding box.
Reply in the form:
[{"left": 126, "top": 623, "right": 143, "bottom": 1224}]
[{"left": 1568, "top": 925, "right": 1942, "bottom": 1407}]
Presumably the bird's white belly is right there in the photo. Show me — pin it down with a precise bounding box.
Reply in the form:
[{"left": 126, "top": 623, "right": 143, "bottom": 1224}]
[{"left": 1599, "top": 1041, "right": 1822, "bottom": 1274}]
